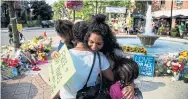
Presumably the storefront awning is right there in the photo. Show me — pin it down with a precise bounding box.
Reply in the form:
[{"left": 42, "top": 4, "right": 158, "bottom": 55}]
[{"left": 152, "top": 9, "right": 188, "bottom": 18}]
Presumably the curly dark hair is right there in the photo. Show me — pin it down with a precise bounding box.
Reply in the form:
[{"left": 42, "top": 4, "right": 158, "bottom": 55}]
[
  {"left": 55, "top": 20, "right": 73, "bottom": 38},
  {"left": 72, "top": 21, "right": 88, "bottom": 42},
  {"left": 113, "top": 58, "right": 139, "bottom": 87},
  {"left": 85, "top": 14, "right": 123, "bottom": 63}
]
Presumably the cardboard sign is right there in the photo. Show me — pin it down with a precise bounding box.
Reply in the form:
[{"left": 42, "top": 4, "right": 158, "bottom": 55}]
[
  {"left": 133, "top": 54, "right": 155, "bottom": 77},
  {"left": 17, "top": 24, "right": 23, "bottom": 31},
  {"left": 49, "top": 44, "right": 76, "bottom": 98}
]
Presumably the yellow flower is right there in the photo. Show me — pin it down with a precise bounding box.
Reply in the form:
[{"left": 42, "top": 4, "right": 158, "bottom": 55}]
[{"left": 126, "top": 46, "right": 131, "bottom": 52}]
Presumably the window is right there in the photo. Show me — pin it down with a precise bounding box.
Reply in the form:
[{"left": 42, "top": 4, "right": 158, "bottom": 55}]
[
  {"left": 176, "top": 0, "right": 183, "bottom": 6},
  {"left": 160, "top": 0, "right": 165, "bottom": 8}
]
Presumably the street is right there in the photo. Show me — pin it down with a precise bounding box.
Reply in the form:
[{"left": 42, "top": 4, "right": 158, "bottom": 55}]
[{"left": 1, "top": 27, "right": 57, "bottom": 46}]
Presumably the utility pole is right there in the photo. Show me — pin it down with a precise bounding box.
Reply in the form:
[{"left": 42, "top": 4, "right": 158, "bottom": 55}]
[
  {"left": 7, "top": 1, "right": 20, "bottom": 48},
  {"left": 73, "top": 10, "right": 75, "bottom": 21},
  {"left": 170, "top": 0, "right": 173, "bottom": 32},
  {"left": 96, "top": 0, "right": 98, "bottom": 14}
]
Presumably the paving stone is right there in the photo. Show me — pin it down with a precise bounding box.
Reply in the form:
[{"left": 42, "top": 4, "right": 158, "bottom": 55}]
[
  {"left": 13, "top": 94, "right": 29, "bottom": 99},
  {"left": 40, "top": 83, "right": 50, "bottom": 89},
  {"left": 28, "top": 93, "right": 43, "bottom": 99},
  {"left": 1, "top": 86, "right": 17, "bottom": 93},
  {"left": 44, "top": 90, "right": 51, "bottom": 99},
  {"left": 35, "top": 78, "right": 46, "bottom": 85},
  {"left": 15, "top": 86, "right": 30, "bottom": 95},
  {"left": 12, "top": 75, "right": 23, "bottom": 80},
  {"left": 29, "top": 88, "right": 44, "bottom": 96},
  {"left": 31, "top": 80, "right": 42, "bottom": 89},
  {"left": 20, "top": 76, "right": 33, "bottom": 82},
  {"left": 1, "top": 92, "right": 14, "bottom": 99},
  {"left": 43, "top": 85, "right": 50, "bottom": 90},
  {"left": 4, "top": 83, "right": 19, "bottom": 88},
  {"left": 6, "top": 79, "right": 20, "bottom": 84},
  {"left": 18, "top": 83, "right": 31, "bottom": 88},
  {"left": 1, "top": 82, "right": 7, "bottom": 89}
]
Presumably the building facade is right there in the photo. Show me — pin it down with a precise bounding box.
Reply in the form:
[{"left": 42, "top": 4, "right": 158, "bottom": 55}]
[{"left": 152, "top": 0, "right": 188, "bottom": 28}]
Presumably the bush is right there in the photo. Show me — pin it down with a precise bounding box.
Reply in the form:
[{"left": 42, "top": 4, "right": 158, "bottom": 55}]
[
  {"left": 171, "top": 26, "right": 179, "bottom": 37},
  {"left": 158, "top": 26, "right": 165, "bottom": 35},
  {"left": 23, "top": 21, "right": 40, "bottom": 27}
]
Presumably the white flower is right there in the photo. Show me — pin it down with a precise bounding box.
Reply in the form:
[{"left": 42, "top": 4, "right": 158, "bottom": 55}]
[
  {"left": 167, "top": 69, "right": 171, "bottom": 74},
  {"left": 167, "top": 61, "right": 171, "bottom": 67}
]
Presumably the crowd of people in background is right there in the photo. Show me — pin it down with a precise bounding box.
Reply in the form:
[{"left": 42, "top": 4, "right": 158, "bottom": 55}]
[{"left": 110, "top": 18, "right": 187, "bottom": 39}]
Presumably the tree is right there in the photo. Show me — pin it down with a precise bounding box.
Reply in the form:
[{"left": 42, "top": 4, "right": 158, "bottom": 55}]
[
  {"left": 51, "top": 0, "right": 134, "bottom": 20},
  {"left": 52, "top": 1, "right": 65, "bottom": 20},
  {"left": 6, "top": 1, "right": 20, "bottom": 48},
  {"left": 30, "top": 1, "right": 53, "bottom": 20}
]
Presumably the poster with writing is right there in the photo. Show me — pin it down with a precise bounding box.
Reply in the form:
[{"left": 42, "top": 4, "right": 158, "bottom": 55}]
[
  {"left": 17, "top": 24, "right": 23, "bottom": 31},
  {"left": 133, "top": 54, "right": 155, "bottom": 77},
  {"left": 49, "top": 44, "right": 76, "bottom": 98}
]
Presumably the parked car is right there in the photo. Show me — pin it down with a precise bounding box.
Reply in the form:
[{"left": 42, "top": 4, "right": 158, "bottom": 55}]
[{"left": 41, "top": 20, "right": 50, "bottom": 28}]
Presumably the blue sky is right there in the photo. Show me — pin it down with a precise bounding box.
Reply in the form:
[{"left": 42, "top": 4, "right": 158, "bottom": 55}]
[{"left": 45, "top": 0, "right": 58, "bottom": 5}]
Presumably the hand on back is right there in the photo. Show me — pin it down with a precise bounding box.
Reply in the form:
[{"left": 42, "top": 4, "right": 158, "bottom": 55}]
[{"left": 51, "top": 51, "right": 60, "bottom": 59}]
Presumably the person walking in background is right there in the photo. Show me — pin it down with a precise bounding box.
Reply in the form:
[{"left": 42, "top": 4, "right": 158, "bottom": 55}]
[
  {"left": 123, "top": 22, "right": 128, "bottom": 34},
  {"left": 8, "top": 24, "right": 13, "bottom": 44},
  {"left": 179, "top": 22, "right": 185, "bottom": 38},
  {"left": 154, "top": 23, "right": 159, "bottom": 34},
  {"left": 19, "top": 31, "right": 23, "bottom": 41}
]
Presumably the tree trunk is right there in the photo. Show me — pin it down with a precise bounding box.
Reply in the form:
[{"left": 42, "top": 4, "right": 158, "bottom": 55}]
[{"left": 7, "top": 1, "right": 20, "bottom": 48}]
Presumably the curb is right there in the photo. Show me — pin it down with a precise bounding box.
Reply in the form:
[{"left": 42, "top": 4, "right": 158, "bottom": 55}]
[{"left": 116, "top": 35, "right": 188, "bottom": 43}]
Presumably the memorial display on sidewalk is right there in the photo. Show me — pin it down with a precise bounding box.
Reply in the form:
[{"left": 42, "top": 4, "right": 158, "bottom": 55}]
[
  {"left": 1, "top": 32, "right": 52, "bottom": 79},
  {"left": 48, "top": 44, "right": 76, "bottom": 98},
  {"left": 154, "top": 51, "right": 188, "bottom": 81},
  {"left": 123, "top": 44, "right": 188, "bottom": 82}
]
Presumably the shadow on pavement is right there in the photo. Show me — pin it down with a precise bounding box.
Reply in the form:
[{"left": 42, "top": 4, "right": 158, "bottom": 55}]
[
  {"left": 138, "top": 81, "right": 165, "bottom": 92},
  {"left": 1, "top": 75, "right": 42, "bottom": 99}
]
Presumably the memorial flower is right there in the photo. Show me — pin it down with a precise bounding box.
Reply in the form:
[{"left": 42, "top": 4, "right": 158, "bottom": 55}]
[
  {"left": 122, "top": 46, "right": 147, "bottom": 54},
  {"left": 164, "top": 60, "right": 184, "bottom": 76}
]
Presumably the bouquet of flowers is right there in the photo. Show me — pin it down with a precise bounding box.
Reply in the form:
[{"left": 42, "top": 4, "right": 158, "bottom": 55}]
[{"left": 164, "top": 60, "right": 184, "bottom": 80}]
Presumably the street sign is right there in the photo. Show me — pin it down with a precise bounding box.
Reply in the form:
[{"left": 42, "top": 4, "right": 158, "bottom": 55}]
[{"left": 133, "top": 54, "right": 155, "bottom": 77}]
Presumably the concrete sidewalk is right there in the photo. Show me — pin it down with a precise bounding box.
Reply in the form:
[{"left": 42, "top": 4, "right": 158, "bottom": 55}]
[
  {"left": 1, "top": 36, "right": 188, "bottom": 99},
  {"left": 1, "top": 74, "right": 51, "bottom": 99}
]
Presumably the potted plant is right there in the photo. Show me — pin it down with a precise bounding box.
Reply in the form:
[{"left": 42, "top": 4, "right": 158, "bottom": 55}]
[{"left": 183, "top": 74, "right": 188, "bottom": 83}]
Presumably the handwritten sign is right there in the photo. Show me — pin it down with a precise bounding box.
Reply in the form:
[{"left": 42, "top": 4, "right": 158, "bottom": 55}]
[
  {"left": 49, "top": 44, "right": 76, "bottom": 98},
  {"left": 133, "top": 54, "right": 155, "bottom": 77},
  {"left": 17, "top": 24, "right": 23, "bottom": 31}
]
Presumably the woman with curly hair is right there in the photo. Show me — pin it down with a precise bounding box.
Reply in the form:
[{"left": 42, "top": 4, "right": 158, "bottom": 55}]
[
  {"left": 85, "top": 14, "right": 125, "bottom": 68},
  {"left": 84, "top": 14, "right": 135, "bottom": 99}
]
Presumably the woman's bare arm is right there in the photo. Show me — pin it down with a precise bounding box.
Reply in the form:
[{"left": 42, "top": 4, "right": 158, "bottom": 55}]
[{"left": 102, "top": 67, "right": 114, "bottom": 81}]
